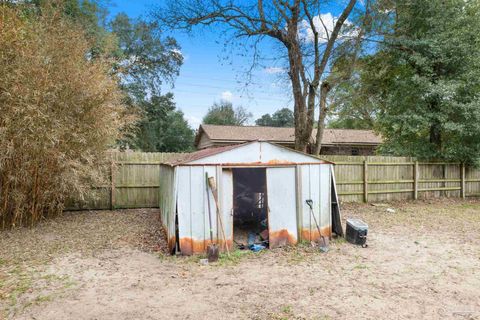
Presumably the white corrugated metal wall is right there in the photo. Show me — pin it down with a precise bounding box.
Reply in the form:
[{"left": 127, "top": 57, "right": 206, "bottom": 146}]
[
  {"left": 158, "top": 165, "right": 176, "bottom": 252},
  {"left": 159, "top": 142, "right": 334, "bottom": 255},
  {"left": 266, "top": 167, "right": 298, "bottom": 247},
  {"left": 298, "top": 164, "right": 332, "bottom": 242},
  {"left": 175, "top": 165, "right": 230, "bottom": 255}
]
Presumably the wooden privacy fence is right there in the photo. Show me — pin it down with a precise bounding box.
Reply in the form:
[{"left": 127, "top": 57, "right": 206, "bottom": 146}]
[
  {"left": 66, "top": 152, "right": 185, "bottom": 210},
  {"left": 324, "top": 155, "right": 480, "bottom": 203},
  {"left": 67, "top": 152, "right": 480, "bottom": 210}
]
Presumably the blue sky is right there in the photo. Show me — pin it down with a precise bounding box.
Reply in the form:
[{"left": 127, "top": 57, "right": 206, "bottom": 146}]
[
  {"left": 108, "top": 0, "right": 294, "bottom": 129},
  {"left": 107, "top": 1, "right": 359, "bottom": 129}
]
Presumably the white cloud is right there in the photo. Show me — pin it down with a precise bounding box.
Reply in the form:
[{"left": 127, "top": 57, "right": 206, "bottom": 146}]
[
  {"left": 264, "top": 67, "right": 285, "bottom": 74},
  {"left": 220, "top": 90, "right": 233, "bottom": 102},
  {"left": 185, "top": 115, "right": 202, "bottom": 129},
  {"left": 299, "top": 13, "right": 358, "bottom": 44}
]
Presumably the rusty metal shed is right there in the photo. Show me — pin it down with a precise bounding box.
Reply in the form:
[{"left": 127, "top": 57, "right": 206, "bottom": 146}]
[{"left": 159, "top": 141, "right": 339, "bottom": 255}]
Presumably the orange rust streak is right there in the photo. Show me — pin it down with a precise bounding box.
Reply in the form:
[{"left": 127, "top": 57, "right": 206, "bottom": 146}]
[
  {"left": 269, "top": 229, "right": 297, "bottom": 248},
  {"left": 179, "top": 237, "right": 233, "bottom": 255},
  {"left": 168, "top": 236, "right": 176, "bottom": 253},
  {"left": 266, "top": 159, "right": 296, "bottom": 165},
  {"left": 300, "top": 226, "right": 332, "bottom": 242}
]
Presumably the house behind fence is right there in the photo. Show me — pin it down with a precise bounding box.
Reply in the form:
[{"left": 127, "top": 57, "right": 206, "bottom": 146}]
[{"left": 195, "top": 124, "right": 383, "bottom": 156}]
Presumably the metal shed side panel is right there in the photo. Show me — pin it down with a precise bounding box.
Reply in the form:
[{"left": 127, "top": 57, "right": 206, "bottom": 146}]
[
  {"left": 219, "top": 168, "right": 234, "bottom": 251},
  {"left": 190, "top": 166, "right": 206, "bottom": 253},
  {"left": 319, "top": 164, "right": 332, "bottom": 237},
  {"left": 176, "top": 166, "right": 193, "bottom": 255},
  {"left": 158, "top": 165, "right": 176, "bottom": 252},
  {"left": 176, "top": 165, "right": 220, "bottom": 255},
  {"left": 266, "top": 167, "right": 298, "bottom": 248},
  {"left": 203, "top": 166, "right": 219, "bottom": 251},
  {"left": 298, "top": 164, "right": 332, "bottom": 242},
  {"left": 299, "top": 164, "right": 315, "bottom": 242}
]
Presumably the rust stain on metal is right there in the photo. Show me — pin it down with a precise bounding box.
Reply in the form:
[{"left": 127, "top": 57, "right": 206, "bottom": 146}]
[
  {"left": 179, "top": 237, "right": 233, "bottom": 255},
  {"left": 269, "top": 229, "right": 297, "bottom": 248},
  {"left": 300, "top": 226, "right": 332, "bottom": 242},
  {"left": 168, "top": 236, "right": 176, "bottom": 253},
  {"left": 266, "top": 159, "right": 296, "bottom": 165}
]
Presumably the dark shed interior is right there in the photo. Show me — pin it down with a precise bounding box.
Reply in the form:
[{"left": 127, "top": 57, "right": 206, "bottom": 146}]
[{"left": 232, "top": 168, "right": 269, "bottom": 248}]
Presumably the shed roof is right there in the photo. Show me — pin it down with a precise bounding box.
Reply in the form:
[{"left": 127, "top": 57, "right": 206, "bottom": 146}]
[
  {"left": 195, "top": 124, "right": 382, "bottom": 147},
  {"left": 166, "top": 143, "right": 250, "bottom": 166},
  {"left": 164, "top": 141, "right": 333, "bottom": 166}
]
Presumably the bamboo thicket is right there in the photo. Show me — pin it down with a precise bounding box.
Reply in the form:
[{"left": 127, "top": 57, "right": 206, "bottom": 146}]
[{"left": 0, "top": 5, "right": 132, "bottom": 228}]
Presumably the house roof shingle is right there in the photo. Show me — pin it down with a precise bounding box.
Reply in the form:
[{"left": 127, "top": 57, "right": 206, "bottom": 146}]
[{"left": 196, "top": 124, "right": 382, "bottom": 147}]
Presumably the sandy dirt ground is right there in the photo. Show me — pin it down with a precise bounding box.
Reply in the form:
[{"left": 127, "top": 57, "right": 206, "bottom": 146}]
[{"left": 1, "top": 199, "right": 480, "bottom": 319}]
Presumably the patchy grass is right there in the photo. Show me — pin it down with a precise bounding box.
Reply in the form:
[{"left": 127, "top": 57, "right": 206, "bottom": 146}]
[
  {"left": 0, "top": 208, "right": 165, "bottom": 318},
  {"left": 216, "top": 249, "right": 255, "bottom": 266}
]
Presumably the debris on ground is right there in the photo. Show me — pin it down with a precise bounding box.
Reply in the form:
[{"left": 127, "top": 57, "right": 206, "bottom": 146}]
[
  {"left": 371, "top": 203, "right": 390, "bottom": 207},
  {"left": 249, "top": 243, "right": 266, "bottom": 252}
]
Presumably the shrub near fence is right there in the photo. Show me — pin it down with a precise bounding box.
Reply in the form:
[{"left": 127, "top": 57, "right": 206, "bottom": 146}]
[{"left": 67, "top": 152, "right": 480, "bottom": 210}]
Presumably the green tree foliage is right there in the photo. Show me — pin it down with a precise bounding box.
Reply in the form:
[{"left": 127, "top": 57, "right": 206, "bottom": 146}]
[
  {"left": 369, "top": 0, "right": 480, "bottom": 163},
  {"left": 255, "top": 114, "right": 273, "bottom": 127},
  {"left": 110, "top": 13, "right": 183, "bottom": 98},
  {"left": 27, "top": 0, "right": 114, "bottom": 57},
  {"left": 133, "top": 94, "right": 194, "bottom": 152},
  {"left": 203, "top": 101, "right": 252, "bottom": 126},
  {"left": 0, "top": 4, "right": 132, "bottom": 228},
  {"left": 109, "top": 13, "right": 193, "bottom": 152},
  {"left": 25, "top": 1, "right": 192, "bottom": 152},
  {"left": 255, "top": 108, "right": 294, "bottom": 127},
  {"left": 328, "top": 59, "right": 377, "bottom": 130}
]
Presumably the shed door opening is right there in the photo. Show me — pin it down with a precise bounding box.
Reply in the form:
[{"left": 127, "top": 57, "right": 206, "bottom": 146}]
[{"left": 232, "top": 168, "right": 269, "bottom": 249}]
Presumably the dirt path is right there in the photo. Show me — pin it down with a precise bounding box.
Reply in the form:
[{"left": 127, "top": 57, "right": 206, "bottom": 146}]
[{"left": 3, "top": 200, "right": 480, "bottom": 319}]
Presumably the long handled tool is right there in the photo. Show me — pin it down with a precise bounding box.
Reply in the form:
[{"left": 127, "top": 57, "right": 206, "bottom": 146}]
[
  {"left": 207, "top": 176, "right": 230, "bottom": 256},
  {"left": 306, "top": 199, "right": 328, "bottom": 252},
  {"left": 205, "top": 173, "right": 219, "bottom": 262}
]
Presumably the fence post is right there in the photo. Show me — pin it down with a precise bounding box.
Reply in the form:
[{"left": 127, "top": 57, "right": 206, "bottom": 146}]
[
  {"left": 461, "top": 162, "right": 466, "bottom": 199},
  {"left": 363, "top": 160, "right": 368, "bottom": 203},
  {"left": 110, "top": 160, "right": 115, "bottom": 210},
  {"left": 413, "top": 161, "right": 419, "bottom": 200}
]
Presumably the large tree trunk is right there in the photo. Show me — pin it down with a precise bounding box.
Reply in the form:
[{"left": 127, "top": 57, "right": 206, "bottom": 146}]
[
  {"left": 287, "top": 31, "right": 311, "bottom": 152},
  {"left": 314, "top": 82, "right": 331, "bottom": 155}
]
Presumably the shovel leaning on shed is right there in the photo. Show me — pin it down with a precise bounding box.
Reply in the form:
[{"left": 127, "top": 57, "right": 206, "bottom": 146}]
[
  {"left": 207, "top": 176, "right": 230, "bottom": 257},
  {"left": 306, "top": 199, "right": 329, "bottom": 252},
  {"left": 205, "top": 173, "right": 219, "bottom": 262}
]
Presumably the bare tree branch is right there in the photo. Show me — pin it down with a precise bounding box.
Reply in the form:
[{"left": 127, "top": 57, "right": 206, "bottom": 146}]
[{"left": 155, "top": 0, "right": 362, "bottom": 152}]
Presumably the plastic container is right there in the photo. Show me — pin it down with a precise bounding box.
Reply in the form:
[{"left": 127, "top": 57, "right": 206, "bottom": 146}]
[{"left": 346, "top": 218, "right": 368, "bottom": 246}]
